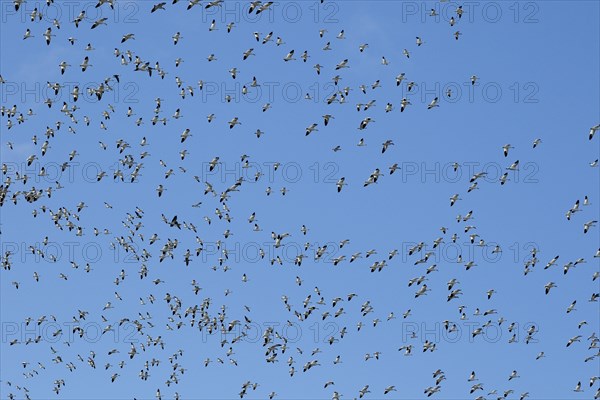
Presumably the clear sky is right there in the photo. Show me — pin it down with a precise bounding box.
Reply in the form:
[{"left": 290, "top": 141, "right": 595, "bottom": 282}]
[{"left": 0, "top": 1, "right": 599, "bottom": 399}]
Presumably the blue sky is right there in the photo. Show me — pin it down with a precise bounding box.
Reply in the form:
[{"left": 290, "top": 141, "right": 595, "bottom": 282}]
[{"left": 0, "top": 0, "right": 599, "bottom": 399}]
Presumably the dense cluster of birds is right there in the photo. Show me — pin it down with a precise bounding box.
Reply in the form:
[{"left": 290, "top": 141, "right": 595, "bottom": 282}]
[{"left": 1, "top": 0, "right": 599, "bottom": 399}]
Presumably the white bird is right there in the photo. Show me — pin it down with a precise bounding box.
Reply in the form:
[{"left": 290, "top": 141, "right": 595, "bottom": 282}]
[
  {"left": 427, "top": 97, "right": 439, "bottom": 109},
  {"left": 450, "top": 194, "right": 461, "bottom": 206},
  {"left": 584, "top": 220, "right": 597, "bottom": 234},
  {"left": 335, "top": 59, "right": 349, "bottom": 70},
  {"left": 545, "top": 282, "right": 557, "bottom": 295},
  {"left": 336, "top": 177, "right": 347, "bottom": 193},
  {"left": 283, "top": 50, "right": 295, "bottom": 62},
  {"left": 589, "top": 124, "right": 600, "bottom": 140},
  {"left": 503, "top": 144, "right": 515, "bottom": 157},
  {"left": 228, "top": 117, "right": 241, "bottom": 129}
]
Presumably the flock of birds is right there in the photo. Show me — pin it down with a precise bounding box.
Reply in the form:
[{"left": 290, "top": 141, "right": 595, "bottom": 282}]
[{"left": 0, "top": 0, "right": 599, "bottom": 399}]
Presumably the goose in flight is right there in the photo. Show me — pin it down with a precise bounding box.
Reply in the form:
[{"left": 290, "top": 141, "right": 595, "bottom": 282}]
[
  {"left": 503, "top": 144, "right": 514, "bottom": 157},
  {"left": 80, "top": 56, "right": 92, "bottom": 72},
  {"left": 151, "top": 2, "right": 167, "bottom": 12},
  {"left": 91, "top": 17, "right": 108, "bottom": 29},
  {"left": 121, "top": 33, "right": 135, "bottom": 43},
  {"left": 59, "top": 61, "right": 71, "bottom": 75},
  {"left": 507, "top": 160, "right": 520, "bottom": 170},
  {"left": 427, "top": 97, "right": 439, "bottom": 109},
  {"left": 400, "top": 98, "right": 411, "bottom": 112},
  {"left": 359, "top": 117, "right": 375, "bottom": 130},
  {"left": 172, "top": 32, "right": 183, "bottom": 45},
  {"left": 243, "top": 48, "right": 255, "bottom": 60},
  {"left": 584, "top": 220, "right": 598, "bottom": 233},
  {"left": 384, "top": 385, "right": 396, "bottom": 394},
  {"left": 228, "top": 117, "right": 241, "bottom": 129},
  {"left": 415, "top": 284, "right": 430, "bottom": 298},
  {"left": 43, "top": 28, "right": 54, "bottom": 45},
  {"left": 381, "top": 140, "right": 394, "bottom": 153},
  {"left": 545, "top": 282, "right": 557, "bottom": 294},
  {"left": 306, "top": 123, "right": 318, "bottom": 136},
  {"left": 396, "top": 73, "right": 406, "bottom": 86},
  {"left": 283, "top": 50, "right": 295, "bottom": 62},
  {"left": 545, "top": 255, "right": 560, "bottom": 269},
  {"left": 566, "top": 335, "right": 581, "bottom": 347},
  {"left": 336, "top": 178, "right": 347, "bottom": 192},
  {"left": 256, "top": 1, "right": 274, "bottom": 14},
  {"left": 358, "top": 385, "right": 370, "bottom": 398},
  {"left": 450, "top": 194, "right": 461, "bottom": 206},
  {"left": 335, "top": 59, "right": 349, "bottom": 70},
  {"left": 590, "top": 124, "right": 599, "bottom": 140}
]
